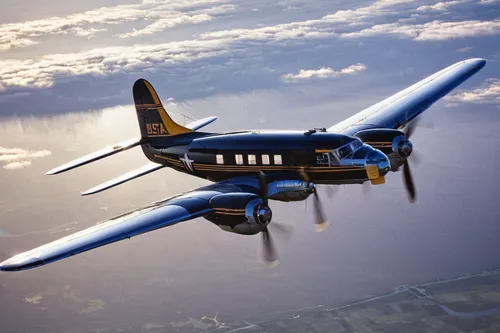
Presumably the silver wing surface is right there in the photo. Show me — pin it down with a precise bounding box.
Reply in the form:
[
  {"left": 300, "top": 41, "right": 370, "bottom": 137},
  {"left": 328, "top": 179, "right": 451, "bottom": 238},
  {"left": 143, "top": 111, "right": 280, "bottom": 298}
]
[
  {"left": 0, "top": 183, "right": 243, "bottom": 272},
  {"left": 328, "top": 58, "right": 486, "bottom": 135}
]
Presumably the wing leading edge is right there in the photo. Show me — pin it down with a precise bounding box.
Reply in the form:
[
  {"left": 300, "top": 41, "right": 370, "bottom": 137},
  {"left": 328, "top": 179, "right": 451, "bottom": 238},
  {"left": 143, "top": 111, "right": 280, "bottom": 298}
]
[
  {"left": 0, "top": 188, "right": 223, "bottom": 272},
  {"left": 328, "top": 58, "right": 486, "bottom": 135}
]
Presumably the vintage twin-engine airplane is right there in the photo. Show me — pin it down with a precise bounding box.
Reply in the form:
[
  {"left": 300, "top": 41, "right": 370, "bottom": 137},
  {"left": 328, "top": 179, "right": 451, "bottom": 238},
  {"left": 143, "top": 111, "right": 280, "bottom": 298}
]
[{"left": 0, "top": 58, "right": 486, "bottom": 271}]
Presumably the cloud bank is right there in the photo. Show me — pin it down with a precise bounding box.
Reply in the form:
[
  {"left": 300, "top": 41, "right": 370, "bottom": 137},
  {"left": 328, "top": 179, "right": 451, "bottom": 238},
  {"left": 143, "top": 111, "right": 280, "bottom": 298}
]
[
  {"left": 0, "top": 0, "right": 233, "bottom": 51},
  {"left": 341, "top": 20, "right": 500, "bottom": 41}
]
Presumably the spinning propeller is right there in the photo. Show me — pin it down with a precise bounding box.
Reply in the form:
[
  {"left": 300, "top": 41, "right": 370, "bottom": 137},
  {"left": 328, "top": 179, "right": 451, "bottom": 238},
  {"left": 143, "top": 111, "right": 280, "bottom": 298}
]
[
  {"left": 298, "top": 170, "right": 328, "bottom": 232},
  {"left": 257, "top": 172, "right": 277, "bottom": 264},
  {"left": 401, "top": 119, "right": 422, "bottom": 203}
]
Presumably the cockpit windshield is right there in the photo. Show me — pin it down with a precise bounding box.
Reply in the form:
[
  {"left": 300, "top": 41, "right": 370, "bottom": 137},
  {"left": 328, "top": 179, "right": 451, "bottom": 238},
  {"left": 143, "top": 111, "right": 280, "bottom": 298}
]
[{"left": 335, "top": 139, "right": 363, "bottom": 159}]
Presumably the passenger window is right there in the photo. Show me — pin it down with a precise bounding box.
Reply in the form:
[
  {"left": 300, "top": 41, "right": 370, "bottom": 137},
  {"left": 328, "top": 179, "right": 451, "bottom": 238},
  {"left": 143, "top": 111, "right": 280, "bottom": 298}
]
[
  {"left": 248, "top": 154, "right": 256, "bottom": 165},
  {"left": 235, "top": 154, "right": 244, "bottom": 165},
  {"left": 262, "top": 154, "right": 270, "bottom": 165},
  {"left": 216, "top": 154, "right": 224, "bottom": 164},
  {"left": 274, "top": 155, "right": 282, "bottom": 165}
]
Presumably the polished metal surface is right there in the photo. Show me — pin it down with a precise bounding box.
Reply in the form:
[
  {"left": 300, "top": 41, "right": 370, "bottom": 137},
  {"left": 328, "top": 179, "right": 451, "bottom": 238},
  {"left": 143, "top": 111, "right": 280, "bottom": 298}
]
[
  {"left": 268, "top": 180, "right": 315, "bottom": 202},
  {"left": 365, "top": 149, "right": 391, "bottom": 176},
  {"left": 392, "top": 136, "right": 413, "bottom": 158},
  {"left": 337, "top": 143, "right": 391, "bottom": 177},
  {"left": 245, "top": 198, "right": 270, "bottom": 225}
]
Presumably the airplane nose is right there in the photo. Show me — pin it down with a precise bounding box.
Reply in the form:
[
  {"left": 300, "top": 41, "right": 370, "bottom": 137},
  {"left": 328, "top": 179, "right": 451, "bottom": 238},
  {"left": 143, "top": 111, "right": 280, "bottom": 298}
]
[{"left": 365, "top": 149, "right": 391, "bottom": 177}]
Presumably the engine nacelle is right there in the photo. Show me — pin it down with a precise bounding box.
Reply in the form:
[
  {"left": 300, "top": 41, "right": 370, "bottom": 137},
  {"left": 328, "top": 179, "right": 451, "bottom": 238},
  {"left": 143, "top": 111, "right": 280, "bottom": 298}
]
[
  {"left": 204, "top": 192, "right": 271, "bottom": 235},
  {"left": 267, "top": 180, "right": 315, "bottom": 202},
  {"left": 354, "top": 129, "right": 412, "bottom": 158}
]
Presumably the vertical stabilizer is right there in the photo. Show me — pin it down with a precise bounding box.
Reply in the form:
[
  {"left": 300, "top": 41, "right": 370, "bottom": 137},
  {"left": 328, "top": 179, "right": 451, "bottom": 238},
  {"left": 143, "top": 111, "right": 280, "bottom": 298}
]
[{"left": 133, "top": 79, "right": 193, "bottom": 138}]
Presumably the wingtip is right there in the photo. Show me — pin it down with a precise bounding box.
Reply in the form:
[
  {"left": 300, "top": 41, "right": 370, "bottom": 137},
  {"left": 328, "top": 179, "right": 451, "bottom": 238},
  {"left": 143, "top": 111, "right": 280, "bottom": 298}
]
[
  {"left": 46, "top": 168, "right": 59, "bottom": 175},
  {"left": 80, "top": 190, "right": 95, "bottom": 196}
]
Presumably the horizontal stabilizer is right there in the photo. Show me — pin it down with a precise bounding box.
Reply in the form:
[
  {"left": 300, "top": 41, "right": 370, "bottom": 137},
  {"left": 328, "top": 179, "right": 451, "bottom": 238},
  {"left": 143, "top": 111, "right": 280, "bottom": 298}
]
[
  {"left": 46, "top": 138, "right": 142, "bottom": 175},
  {"left": 81, "top": 162, "right": 164, "bottom": 196},
  {"left": 185, "top": 116, "right": 217, "bottom": 131}
]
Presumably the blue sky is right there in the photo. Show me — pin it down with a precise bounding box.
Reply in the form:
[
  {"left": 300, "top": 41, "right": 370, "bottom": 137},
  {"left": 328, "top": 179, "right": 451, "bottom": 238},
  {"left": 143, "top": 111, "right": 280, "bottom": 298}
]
[{"left": 0, "top": 1, "right": 499, "bottom": 332}]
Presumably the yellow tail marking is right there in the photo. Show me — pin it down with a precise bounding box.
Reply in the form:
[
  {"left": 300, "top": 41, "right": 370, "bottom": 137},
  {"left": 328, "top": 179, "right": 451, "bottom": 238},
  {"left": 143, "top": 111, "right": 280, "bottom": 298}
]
[{"left": 143, "top": 81, "right": 193, "bottom": 135}]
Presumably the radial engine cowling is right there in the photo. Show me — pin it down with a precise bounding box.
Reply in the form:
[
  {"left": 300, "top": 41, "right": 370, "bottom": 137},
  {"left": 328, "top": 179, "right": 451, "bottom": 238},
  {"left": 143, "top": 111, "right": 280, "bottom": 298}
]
[
  {"left": 204, "top": 192, "right": 271, "bottom": 235},
  {"left": 354, "top": 128, "right": 413, "bottom": 158}
]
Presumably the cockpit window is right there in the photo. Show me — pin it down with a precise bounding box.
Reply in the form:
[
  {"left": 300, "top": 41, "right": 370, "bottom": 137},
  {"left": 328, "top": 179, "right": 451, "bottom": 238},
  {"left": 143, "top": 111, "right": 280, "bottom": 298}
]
[
  {"left": 335, "top": 139, "right": 362, "bottom": 159},
  {"left": 337, "top": 146, "right": 352, "bottom": 159},
  {"left": 350, "top": 139, "right": 362, "bottom": 151}
]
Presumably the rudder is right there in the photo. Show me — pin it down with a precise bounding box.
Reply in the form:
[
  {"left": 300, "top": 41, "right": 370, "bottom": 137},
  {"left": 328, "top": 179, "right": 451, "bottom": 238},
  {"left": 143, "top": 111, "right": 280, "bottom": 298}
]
[{"left": 133, "top": 79, "right": 193, "bottom": 138}]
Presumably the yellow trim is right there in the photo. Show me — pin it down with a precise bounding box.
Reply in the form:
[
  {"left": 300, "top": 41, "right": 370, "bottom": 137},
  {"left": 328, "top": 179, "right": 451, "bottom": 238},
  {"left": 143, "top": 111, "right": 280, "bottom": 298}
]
[
  {"left": 365, "top": 165, "right": 380, "bottom": 180},
  {"left": 370, "top": 176, "right": 385, "bottom": 185},
  {"left": 143, "top": 81, "right": 193, "bottom": 135},
  {"left": 213, "top": 208, "right": 245, "bottom": 212},
  {"left": 135, "top": 103, "right": 162, "bottom": 108},
  {"left": 154, "top": 154, "right": 365, "bottom": 173},
  {"left": 315, "top": 149, "right": 333, "bottom": 153},
  {"left": 364, "top": 141, "right": 392, "bottom": 145}
]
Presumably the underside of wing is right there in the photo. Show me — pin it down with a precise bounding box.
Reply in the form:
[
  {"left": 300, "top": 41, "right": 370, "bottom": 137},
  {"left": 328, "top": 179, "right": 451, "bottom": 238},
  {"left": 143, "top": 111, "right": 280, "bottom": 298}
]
[
  {"left": 328, "top": 58, "right": 486, "bottom": 135},
  {"left": 0, "top": 189, "right": 219, "bottom": 271}
]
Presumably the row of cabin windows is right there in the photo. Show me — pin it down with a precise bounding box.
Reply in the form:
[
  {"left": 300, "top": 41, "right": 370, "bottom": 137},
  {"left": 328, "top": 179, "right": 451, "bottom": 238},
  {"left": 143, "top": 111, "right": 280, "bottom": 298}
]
[{"left": 216, "top": 154, "right": 282, "bottom": 165}]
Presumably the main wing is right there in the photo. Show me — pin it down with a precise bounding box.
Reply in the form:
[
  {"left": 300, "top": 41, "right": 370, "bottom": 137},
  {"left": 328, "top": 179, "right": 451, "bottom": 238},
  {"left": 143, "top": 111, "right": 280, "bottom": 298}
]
[
  {"left": 0, "top": 183, "right": 242, "bottom": 272},
  {"left": 328, "top": 58, "right": 486, "bottom": 135}
]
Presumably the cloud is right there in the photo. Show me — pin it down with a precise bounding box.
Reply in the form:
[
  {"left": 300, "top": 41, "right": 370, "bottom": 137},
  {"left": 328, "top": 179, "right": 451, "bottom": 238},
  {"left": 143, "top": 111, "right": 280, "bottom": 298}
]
[
  {"left": 0, "top": 0, "right": 498, "bottom": 91},
  {"left": 445, "top": 79, "right": 500, "bottom": 104},
  {"left": 281, "top": 64, "right": 366, "bottom": 82},
  {"left": 416, "top": 0, "right": 471, "bottom": 12},
  {"left": 3, "top": 161, "right": 32, "bottom": 170},
  {"left": 341, "top": 20, "right": 500, "bottom": 41},
  {"left": 456, "top": 46, "right": 473, "bottom": 52},
  {"left": 0, "top": 147, "right": 51, "bottom": 170},
  {"left": 0, "top": 0, "right": 232, "bottom": 51}
]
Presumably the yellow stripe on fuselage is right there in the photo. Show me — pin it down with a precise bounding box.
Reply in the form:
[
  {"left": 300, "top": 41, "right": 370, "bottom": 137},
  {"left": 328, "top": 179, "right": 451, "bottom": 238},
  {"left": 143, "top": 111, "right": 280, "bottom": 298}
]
[{"left": 154, "top": 154, "right": 364, "bottom": 173}]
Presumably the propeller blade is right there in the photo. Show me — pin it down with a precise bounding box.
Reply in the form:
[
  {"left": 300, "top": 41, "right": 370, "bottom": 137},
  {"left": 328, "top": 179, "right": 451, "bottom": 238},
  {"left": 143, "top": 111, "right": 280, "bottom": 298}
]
[
  {"left": 299, "top": 169, "right": 328, "bottom": 231},
  {"left": 258, "top": 171, "right": 268, "bottom": 205},
  {"left": 269, "top": 222, "right": 292, "bottom": 239},
  {"left": 404, "top": 118, "right": 419, "bottom": 140},
  {"left": 402, "top": 161, "right": 417, "bottom": 202},
  {"left": 326, "top": 185, "right": 338, "bottom": 199},
  {"left": 261, "top": 228, "right": 278, "bottom": 266},
  {"left": 313, "top": 191, "right": 328, "bottom": 232},
  {"left": 410, "top": 150, "right": 422, "bottom": 166}
]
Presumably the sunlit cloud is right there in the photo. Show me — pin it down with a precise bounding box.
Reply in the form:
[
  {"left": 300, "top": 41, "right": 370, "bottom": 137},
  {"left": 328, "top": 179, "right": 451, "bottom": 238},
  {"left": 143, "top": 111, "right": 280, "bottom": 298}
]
[
  {"left": 0, "top": 147, "right": 51, "bottom": 170},
  {"left": 281, "top": 64, "right": 366, "bottom": 82},
  {"left": 117, "top": 4, "right": 235, "bottom": 38},
  {"left": 416, "top": 0, "right": 471, "bottom": 12},
  {"left": 445, "top": 79, "right": 500, "bottom": 104},
  {"left": 341, "top": 20, "right": 500, "bottom": 41},
  {"left": 0, "top": 0, "right": 498, "bottom": 91},
  {"left": 0, "top": 0, "right": 231, "bottom": 51}
]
